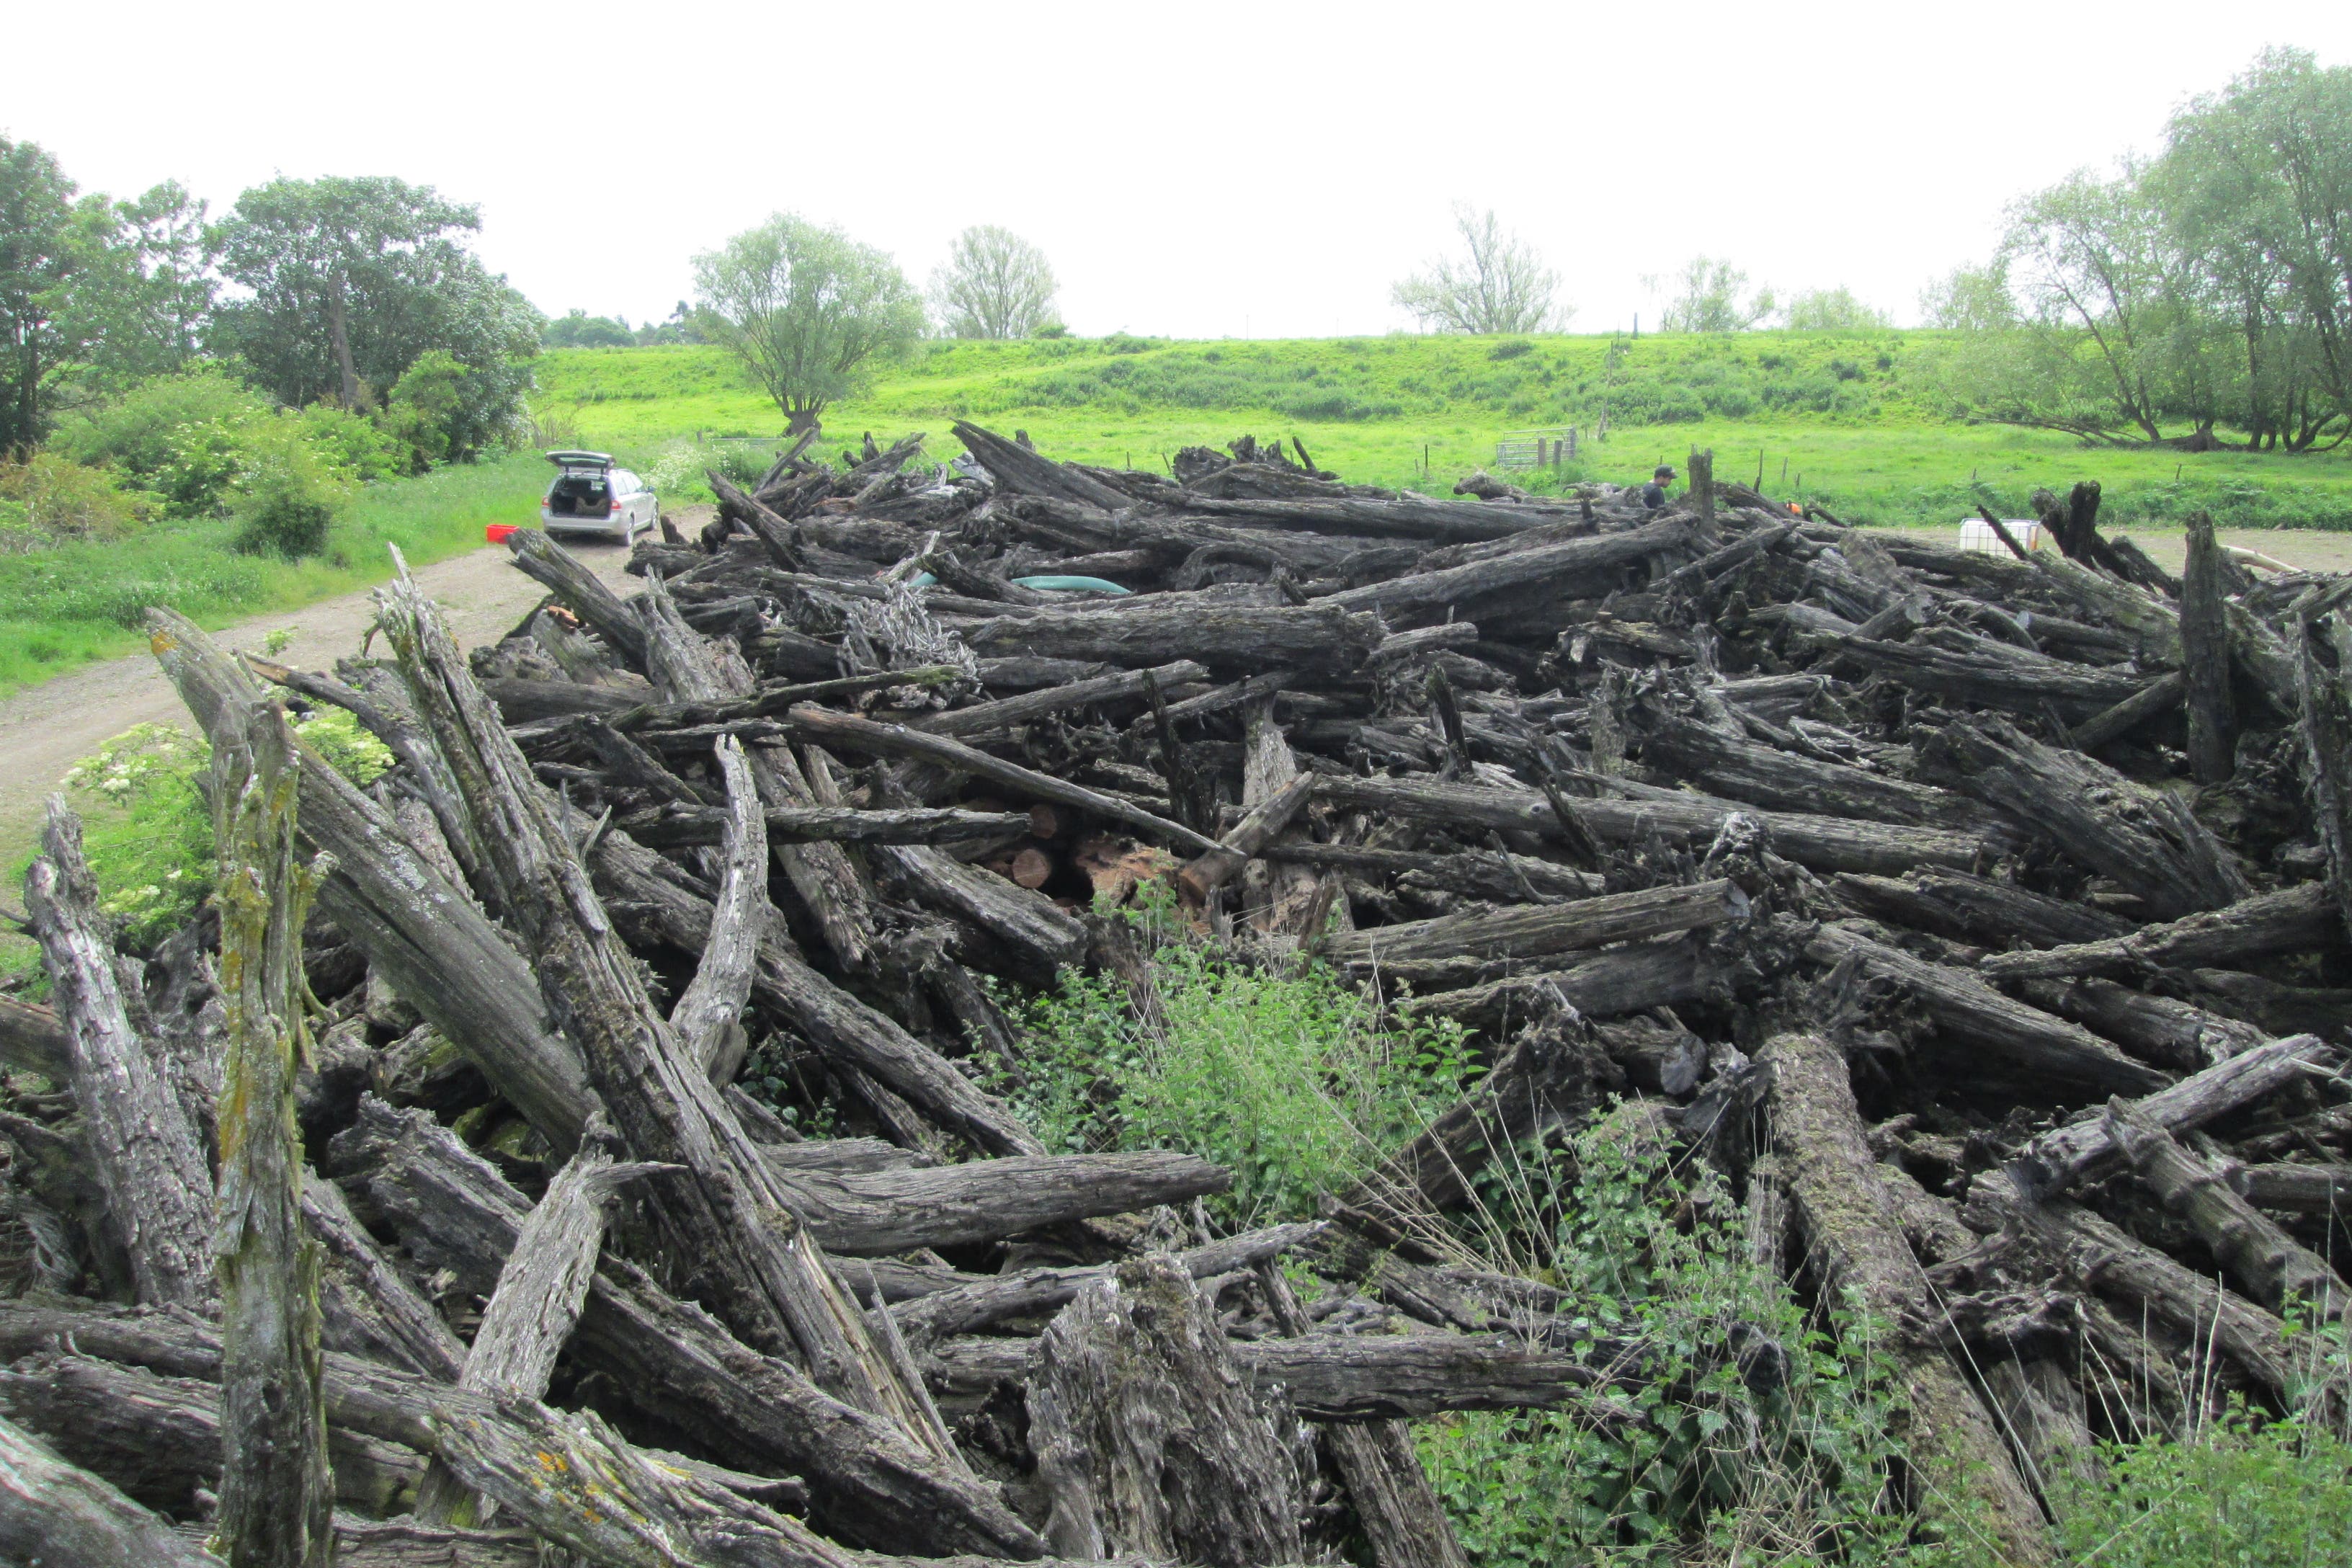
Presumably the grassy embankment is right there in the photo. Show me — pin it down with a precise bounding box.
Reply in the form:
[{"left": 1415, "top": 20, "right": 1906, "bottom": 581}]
[
  {"left": 541, "top": 331, "right": 2352, "bottom": 533},
  {"left": 0, "top": 453, "right": 548, "bottom": 698}
]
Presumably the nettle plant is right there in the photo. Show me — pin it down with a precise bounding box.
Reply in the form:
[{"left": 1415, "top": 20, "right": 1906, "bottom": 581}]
[
  {"left": 995, "top": 885, "right": 1474, "bottom": 1229},
  {"left": 1418, "top": 1110, "right": 1918, "bottom": 1568}
]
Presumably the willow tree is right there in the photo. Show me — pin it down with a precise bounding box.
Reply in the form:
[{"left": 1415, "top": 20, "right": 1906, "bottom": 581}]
[{"left": 693, "top": 214, "right": 925, "bottom": 435}]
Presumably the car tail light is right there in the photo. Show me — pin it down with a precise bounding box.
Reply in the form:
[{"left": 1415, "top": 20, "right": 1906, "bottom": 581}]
[{"left": 608, "top": 497, "right": 623, "bottom": 512}]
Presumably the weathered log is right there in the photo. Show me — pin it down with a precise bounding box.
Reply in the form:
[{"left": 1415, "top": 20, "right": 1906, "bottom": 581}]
[
  {"left": 617, "top": 801, "right": 1030, "bottom": 848},
  {"left": 1176, "top": 772, "right": 1315, "bottom": 901},
  {"left": 585, "top": 824, "right": 1045, "bottom": 1157},
  {"left": 2069, "top": 670, "right": 2186, "bottom": 749},
  {"left": 301, "top": 1174, "right": 467, "bottom": 1381},
  {"left": 210, "top": 696, "right": 334, "bottom": 1568},
  {"left": 891, "top": 1223, "right": 1319, "bottom": 1348},
  {"left": 1255, "top": 1260, "right": 1469, "bottom": 1568},
  {"left": 2005, "top": 1033, "right": 2332, "bottom": 1199},
  {"left": 953, "top": 420, "right": 1135, "bottom": 510},
  {"left": 1920, "top": 715, "right": 2249, "bottom": 919},
  {"left": 1399, "top": 935, "right": 1742, "bottom": 1031},
  {"left": 504, "top": 527, "right": 648, "bottom": 667},
  {"left": 22, "top": 798, "right": 217, "bottom": 1310},
  {"left": 785, "top": 1150, "right": 1231, "bottom": 1256},
  {"left": 1320, "top": 518, "right": 1695, "bottom": 622},
  {"left": 2180, "top": 511, "right": 2238, "bottom": 783},
  {"left": 373, "top": 558, "right": 945, "bottom": 1452},
  {"left": 1831, "top": 870, "right": 2132, "bottom": 952},
  {"left": 1027, "top": 1252, "right": 1303, "bottom": 1564},
  {"left": 1823, "top": 628, "right": 2156, "bottom": 720},
  {"left": 1806, "top": 923, "right": 2170, "bottom": 1095},
  {"left": 928, "top": 1326, "right": 1620, "bottom": 1422},
  {"left": 2294, "top": 584, "right": 2352, "bottom": 947},
  {"left": 1324, "top": 878, "right": 1742, "bottom": 971},
  {"left": 0, "top": 992, "right": 69, "bottom": 1081},
  {"left": 1639, "top": 713, "right": 1999, "bottom": 832},
  {"left": 149, "top": 607, "right": 600, "bottom": 1152},
  {"left": 0, "top": 1352, "right": 419, "bottom": 1520},
  {"left": 2106, "top": 1099, "right": 2347, "bottom": 1319},
  {"left": 416, "top": 1128, "right": 671, "bottom": 1525},
  {"left": 669, "top": 735, "right": 767, "bottom": 1080},
  {"left": 1353, "top": 1014, "right": 1616, "bottom": 1227},
  {"left": 642, "top": 566, "right": 883, "bottom": 977},
  {"left": 1264, "top": 842, "right": 1602, "bottom": 901},
  {"left": 871, "top": 843, "right": 1090, "bottom": 977},
  {"left": 1759, "top": 1032, "right": 2050, "bottom": 1564},
  {"left": 962, "top": 598, "right": 1382, "bottom": 677},
  {"left": 2017, "top": 975, "right": 2267, "bottom": 1069},
  {"left": 914, "top": 659, "right": 1208, "bottom": 739},
  {"left": 1317, "top": 772, "right": 1990, "bottom": 876},
  {"left": 2241, "top": 1163, "right": 2352, "bottom": 1216},
  {"left": 324, "top": 1099, "right": 1046, "bottom": 1559},
  {"left": 1978, "top": 883, "right": 2340, "bottom": 981},
  {"left": 0, "top": 1410, "right": 220, "bottom": 1567},
  {"left": 1179, "top": 489, "right": 1570, "bottom": 543},
  {"left": 1973, "top": 1172, "right": 2302, "bottom": 1399},
  {"left": 780, "top": 703, "right": 1222, "bottom": 854}
]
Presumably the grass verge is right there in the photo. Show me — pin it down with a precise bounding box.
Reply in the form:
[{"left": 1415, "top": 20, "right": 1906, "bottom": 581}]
[{"left": 0, "top": 453, "right": 547, "bottom": 699}]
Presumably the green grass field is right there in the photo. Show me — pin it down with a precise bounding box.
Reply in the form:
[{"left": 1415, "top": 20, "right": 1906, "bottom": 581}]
[
  {"left": 543, "top": 331, "right": 2352, "bottom": 533},
  {"left": 0, "top": 453, "right": 547, "bottom": 698}
]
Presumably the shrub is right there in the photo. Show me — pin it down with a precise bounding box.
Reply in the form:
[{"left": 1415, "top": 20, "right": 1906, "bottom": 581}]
[
  {"left": 383, "top": 348, "right": 522, "bottom": 468},
  {"left": 54, "top": 367, "right": 271, "bottom": 496},
  {"left": 60, "top": 712, "right": 391, "bottom": 950},
  {"left": 2050, "top": 1409, "right": 2352, "bottom": 1567},
  {"left": 0, "top": 454, "right": 157, "bottom": 551},
  {"left": 996, "top": 891, "right": 1473, "bottom": 1226},
  {"left": 1417, "top": 1110, "right": 1915, "bottom": 1567},
  {"left": 229, "top": 422, "right": 350, "bottom": 558}
]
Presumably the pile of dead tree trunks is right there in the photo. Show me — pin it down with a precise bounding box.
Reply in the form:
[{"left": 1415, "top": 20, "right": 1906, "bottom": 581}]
[{"left": 3, "top": 420, "right": 2351, "bottom": 1567}]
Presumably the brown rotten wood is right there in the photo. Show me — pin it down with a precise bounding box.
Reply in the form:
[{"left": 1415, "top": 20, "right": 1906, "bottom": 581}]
[
  {"left": 209, "top": 696, "right": 334, "bottom": 1568},
  {"left": 22, "top": 798, "right": 217, "bottom": 1311},
  {"left": 1176, "top": 770, "right": 1316, "bottom": 901},
  {"left": 372, "top": 558, "right": 947, "bottom": 1453},
  {"left": 1759, "top": 1032, "right": 2052, "bottom": 1565}
]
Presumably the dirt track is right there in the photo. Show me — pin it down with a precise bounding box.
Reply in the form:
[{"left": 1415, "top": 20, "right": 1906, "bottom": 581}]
[{"left": 0, "top": 538, "right": 641, "bottom": 883}]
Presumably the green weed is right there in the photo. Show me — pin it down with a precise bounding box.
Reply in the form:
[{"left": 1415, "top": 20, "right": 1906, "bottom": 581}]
[
  {"left": 2049, "top": 1412, "right": 2352, "bottom": 1567},
  {"left": 1419, "top": 1111, "right": 1917, "bottom": 1567},
  {"left": 38, "top": 710, "right": 390, "bottom": 950},
  {"left": 996, "top": 893, "right": 1474, "bottom": 1227}
]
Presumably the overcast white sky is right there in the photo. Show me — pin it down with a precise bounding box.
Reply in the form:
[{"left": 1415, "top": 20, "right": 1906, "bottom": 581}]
[{"left": 11, "top": 1, "right": 2352, "bottom": 338}]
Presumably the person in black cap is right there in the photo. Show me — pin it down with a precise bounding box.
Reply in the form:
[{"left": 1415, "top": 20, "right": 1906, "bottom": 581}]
[{"left": 1637, "top": 464, "right": 1675, "bottom": 509}]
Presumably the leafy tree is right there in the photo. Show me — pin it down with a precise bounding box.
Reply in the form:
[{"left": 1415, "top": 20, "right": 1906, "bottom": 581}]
[
  {"left": 64, "top": 181, "right": 218, "bottom": 390},
  {"left": 543, "top": 309, "right": 633, "bottom": 348},
  {"left": 1781, "top": 287, "right": 1890, "bottom": 331},
  {"left": 209, "top": 176, "right": 540, "bottom": 426},
  {"left": 1392, "top": 206, "right": 1568, "bottom": 334},
  {"left": 0, "top": 136, "right": 98, "bottom": 453},
  {"left": 383, "top": 348, "right": 517, "bottom": 467},
  {"left": 1918, "top": 262, "right": 2016, "bottom": 330},
  {"left": 930, "top": 226, "right": 1060, "bottom": 339},
  {"left": 2157, "top": 49, "right": 2352, "bottom": 450},
  {"left": 692, "top": 213, "right": 925, "bottom": 435},
  {"left": 1656, "top": 257, "right": 1776, "bottom": 333}
]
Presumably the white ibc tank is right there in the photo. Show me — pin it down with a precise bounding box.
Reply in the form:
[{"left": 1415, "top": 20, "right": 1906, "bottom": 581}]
[{"left": 1959, "top": 517, "right": 2046, "bottom": 554}]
